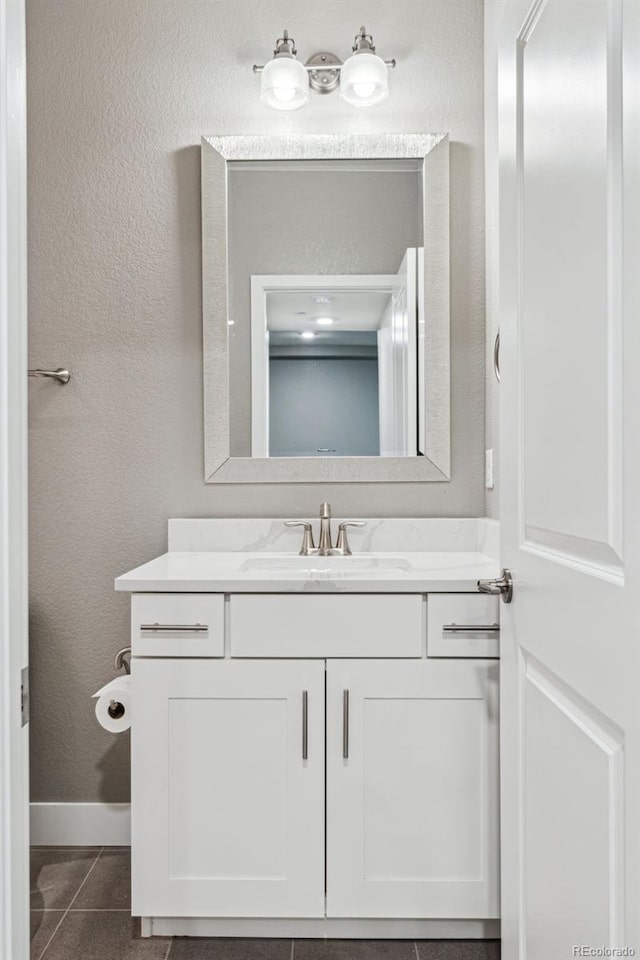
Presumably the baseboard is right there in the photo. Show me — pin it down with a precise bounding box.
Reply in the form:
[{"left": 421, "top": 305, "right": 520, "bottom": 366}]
[
  {"left": 30, "top": 803, "right": 131, "bottom": 846},
  {"left": 144, "top": 917, "right": 501, "bottom": 939}
]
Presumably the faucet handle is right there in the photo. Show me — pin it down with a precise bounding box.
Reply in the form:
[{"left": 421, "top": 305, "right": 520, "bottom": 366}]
[
  {"left": 284, "top": 520, "right": 316, "bottom": 556},
  {"left": 335, "top": 521, "right": 367, "bottom": 556}
]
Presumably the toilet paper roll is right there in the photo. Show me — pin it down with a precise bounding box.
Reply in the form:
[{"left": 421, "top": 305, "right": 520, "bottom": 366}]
[{"left": 93, "top": 676, "right": 131, "bottom": 733}]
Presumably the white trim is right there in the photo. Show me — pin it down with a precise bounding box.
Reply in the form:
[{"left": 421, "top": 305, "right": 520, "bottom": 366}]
[
  {"left": 142, "top": 916, "right": 500, "bottom": 940},
  {"left": 30, "top": 803, "right": 131, "bottom": 847},
  {"left": 0, "top": 2, "right": 29, "bottom": 959}
]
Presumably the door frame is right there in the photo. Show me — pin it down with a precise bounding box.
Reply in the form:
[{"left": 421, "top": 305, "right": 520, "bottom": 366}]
[{"left": 0, "top": 1, "right": 30, "bottom": 958}]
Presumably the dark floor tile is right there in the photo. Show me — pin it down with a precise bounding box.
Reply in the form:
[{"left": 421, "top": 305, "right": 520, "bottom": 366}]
[
  {"left": 30, "top": 848, "right": 100, "bottom": 910},
  {"left": 169, "top": 938, "right": 292, "bottom": 960},
  {"left": 293, "top": 941, "right": 415, "bottom": 960},
  {"left": 71, "top": 847, "right": 131, "bottom": 910},
  {"left": 30, "top": 911, "right": 64, "bottom": 959},
  {"left": 416, "top": 941, "right": 501, "bottom": 960},
  {"left": 42, "top": 911, "right": 170, "bottom": 960}
]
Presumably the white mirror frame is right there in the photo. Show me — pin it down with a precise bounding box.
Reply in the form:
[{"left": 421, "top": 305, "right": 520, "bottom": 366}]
[{"left": 202, "top": 133, "right": 450, "bottom": 483}]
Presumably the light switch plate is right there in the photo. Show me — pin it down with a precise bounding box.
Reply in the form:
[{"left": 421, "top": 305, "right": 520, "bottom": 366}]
[{"left": 485, "top": 449, "right": 495, "bottom": 489}]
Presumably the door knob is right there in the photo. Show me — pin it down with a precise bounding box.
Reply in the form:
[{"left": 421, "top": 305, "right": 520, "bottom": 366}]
[{"left": 477, "top": 568, "right": 513, "bottom": 604}]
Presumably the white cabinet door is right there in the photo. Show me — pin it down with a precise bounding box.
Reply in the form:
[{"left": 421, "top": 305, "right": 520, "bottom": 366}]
[
  {"left": 132, "top": 658, "right": 325, "bottom": 918},
  {"left": 326, "top": 659, "right": 499, "bottom": 919}
]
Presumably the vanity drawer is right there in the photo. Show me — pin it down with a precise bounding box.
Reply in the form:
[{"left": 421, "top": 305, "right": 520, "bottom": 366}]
[
  {"left": 131, "top": 594, "right": 224, "bottom": 657},
  {"left": 427, "top": 594, "right": 500, "bottom": 658},
  {"left": 229, "top": 594, "right": 424, "bottom": 658}
]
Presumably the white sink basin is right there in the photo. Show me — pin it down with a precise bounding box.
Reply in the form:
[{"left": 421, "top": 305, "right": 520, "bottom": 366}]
[{"left": 239, "top": 554, "right": 413, "bottom": 577}]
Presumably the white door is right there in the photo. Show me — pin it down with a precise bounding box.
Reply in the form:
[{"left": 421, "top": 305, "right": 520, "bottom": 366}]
[
  {"left": 496, "top": 1, "right": 640, "bottom": 957},
  {"left": 132, "top": 659, "right": 325, "bottom": 918},
  {"left": 378, "top": 249, "right": 417, "bottom": 456},
  {"left": 377, "top": 301, "right": 395, "bottom": 455},
  {"left": 0, "top": 2, "right": 29, "bottom": 958},
  {"left": 326, "top": 659, "right": 499, "bottom": 919}
]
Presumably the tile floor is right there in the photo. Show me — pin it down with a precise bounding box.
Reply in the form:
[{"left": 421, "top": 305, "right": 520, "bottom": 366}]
[{"left": 30, "top": 848, "right": 501, "bottom": 960}]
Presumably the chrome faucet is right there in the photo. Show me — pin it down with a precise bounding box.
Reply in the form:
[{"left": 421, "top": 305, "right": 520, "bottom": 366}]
[
  {"left": 285, "top": 503, "right": 366, "bottom": 556},
  {"left": 318, "top": 502, "right": 333, "bottom": 556}
]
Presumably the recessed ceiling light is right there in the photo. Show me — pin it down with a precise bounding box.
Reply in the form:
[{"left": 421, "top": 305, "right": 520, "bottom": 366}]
[
  {"left": 312, "top": 295, "right": 333, "bottom": 304},
  {"left": 300, "top": 331, "right": 316, "bottom": 339},
  {"left": 316, "top": 317, "right": 334, "bottom": 325},
  {"left": 294, "top": 310, "right": 307, "bottom": 315}
]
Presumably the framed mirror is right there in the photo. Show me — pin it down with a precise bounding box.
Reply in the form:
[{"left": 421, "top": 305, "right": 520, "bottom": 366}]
[{"left": 202, "top": 134, "right": 449, "bottom": 483}]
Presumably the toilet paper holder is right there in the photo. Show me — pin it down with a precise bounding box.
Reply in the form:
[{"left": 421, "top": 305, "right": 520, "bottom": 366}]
[
  {"left": 107, "top": 647, "right": 131, "bottom": 719},
  {"left": 114, "top": 647, "right": 131, "bottom": 675}
]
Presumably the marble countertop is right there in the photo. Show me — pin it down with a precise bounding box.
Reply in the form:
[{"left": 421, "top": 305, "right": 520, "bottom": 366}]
[{"left": 115, "top": 550, "right": 500, "bottom": 594}]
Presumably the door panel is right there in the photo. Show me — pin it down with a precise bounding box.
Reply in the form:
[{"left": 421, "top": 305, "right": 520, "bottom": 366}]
[
  {"left": 169, "top": 697, "right": 288, "bottom": 879},
  {"left": 522, "top": 657, "right": 623, "bottom": 957},
  {"left": 495, "top": 0, "right": 640, "bottom": 956},
  {"left": 132, "top": 659, "right": 325, "bottom": 918},
  {"left": 326, "top": 660, "right": 499, "bottom": 919},
  {"left": 520, "top": 0, "right": 622, "bottom": 574}
]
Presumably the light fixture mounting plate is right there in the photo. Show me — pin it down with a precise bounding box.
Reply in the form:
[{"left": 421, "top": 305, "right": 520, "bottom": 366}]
[{"left": 306, "top": 52, "right": 342, "bottom": 94}]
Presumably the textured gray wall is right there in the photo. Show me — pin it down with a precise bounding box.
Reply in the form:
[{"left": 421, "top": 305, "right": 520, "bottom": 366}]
[
  {"left": 269, "top": 357, "right": 380, "bottom": 457},
  {"left": 228, "top": 166, "right": 422, "bottom": 456},
  {"left": 26, "top": 0, "right": 485, "bottom": 802}
]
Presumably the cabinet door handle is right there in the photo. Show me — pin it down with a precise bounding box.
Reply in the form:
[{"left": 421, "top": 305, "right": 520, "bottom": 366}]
[
  {"left": 140, "top": 623, "right": 208, "bottom": 633},
  {"left": 302, "top": 690, "right": 308, "bottom": 760},
  {"left": 442, "top": 623, "right": 500, "bottom": 633},
  {"left": 343, "top": 689, "right": 349, "bottom": 759}
]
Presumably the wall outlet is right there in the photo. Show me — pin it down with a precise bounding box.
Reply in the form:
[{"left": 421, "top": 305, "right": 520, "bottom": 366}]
[{"left": 485, "top": 449, "right": 495, "bottom": 490}]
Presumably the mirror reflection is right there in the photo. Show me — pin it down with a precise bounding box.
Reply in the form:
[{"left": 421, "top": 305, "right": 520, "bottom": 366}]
[
  {"left": 227, "top": 158, "right": 425, "bottom": 459},
  {"left": 252, "top": 258, "right": 423, "bottom": 458}
]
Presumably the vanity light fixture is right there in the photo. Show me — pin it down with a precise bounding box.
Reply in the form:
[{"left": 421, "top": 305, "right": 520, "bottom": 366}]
[
  {"left": 340, "top": 27, "right": 391, "bottom": 105},
  {"left": 253, "top": 26, "right": 395, "bottom": 111},
  {"left": 258, "top": 30, "right": 310, "bottom": 111}
]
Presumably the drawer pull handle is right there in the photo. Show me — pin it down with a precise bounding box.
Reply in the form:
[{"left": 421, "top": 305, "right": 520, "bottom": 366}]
[
  {"left": 442, "top": 623, "right": 500, "bottom": 633},
  {"left": 302, "top": 690, "right": 308, "bottom": 761},
  {"left": 343, "top": 689, "right": 349, "bottom": 760},
  {"left": 140, "top": 623, "right": 208, "bottom": 633}
]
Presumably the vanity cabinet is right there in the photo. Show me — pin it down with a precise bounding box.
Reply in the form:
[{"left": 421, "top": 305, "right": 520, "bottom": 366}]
[
  {"left": 131, "top": 658, "right": 326, "bottom": 918},
  {"left": 131, "top": 626, "right": 499, "bottom": 923},
  {"left": 326, "top": 659, "right": 499, "bottom": 919}
]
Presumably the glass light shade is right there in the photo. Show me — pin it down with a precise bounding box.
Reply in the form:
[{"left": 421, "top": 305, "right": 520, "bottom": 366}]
[
  {"left": 340, "top": 52, "right": 389, "bottom": 106},
  {"left": 260, "top": 56, "right": 310, "bottom": 111}
]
